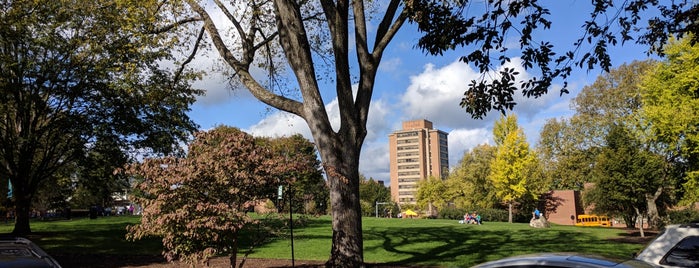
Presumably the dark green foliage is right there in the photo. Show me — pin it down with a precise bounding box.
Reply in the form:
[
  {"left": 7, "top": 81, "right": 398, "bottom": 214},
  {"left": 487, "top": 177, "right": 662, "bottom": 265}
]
[
  {"left": 264, "top": 134, "right": 328, "bottom": 216},
  {"left": 0, "top": 1, "right": 202, "bottom": 235},
  {"left": 359, "top": 176, "right": 391, "bottom": 217},
  {"left": 585, "top": 124, "right": 665, "bottom": 228},
  {"left": 664, "top": 208, "right": 699, "bottom": 227},
  {"left": 438, "top": 207, "right": 466, "bottom": 220}
]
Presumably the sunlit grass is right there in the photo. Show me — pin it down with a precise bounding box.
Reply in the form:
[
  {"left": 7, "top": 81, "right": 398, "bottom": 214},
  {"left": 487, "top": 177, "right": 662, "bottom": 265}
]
[{"left": 0, "top": 215, "right": 645, "bottom": 267}]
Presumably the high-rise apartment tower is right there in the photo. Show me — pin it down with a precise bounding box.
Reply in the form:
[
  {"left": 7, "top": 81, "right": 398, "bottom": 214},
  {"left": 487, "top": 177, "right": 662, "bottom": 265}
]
[{"left": 388, "top": 119, "right": 449, "bottom": 204}]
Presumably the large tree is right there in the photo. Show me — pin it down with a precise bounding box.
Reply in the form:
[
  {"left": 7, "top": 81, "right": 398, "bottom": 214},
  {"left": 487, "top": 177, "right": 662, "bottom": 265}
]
[
  {"left": 445, "top": 144, "right": 498, "bottom": 209},
  {"left": 535, "top": 62, "right": 637, "bottom": 192},
  {"left": 489, "top": 114, "right": 541, "bottom": 223},
  {"left": 409, "top": 0, "right": 699, "bottom": 118},
  {"left": 127, "top": 126, "right": 302, "bottom": 266},
  {"left": 641, "top": 36, "right": 699, "bottom": 206},
  {"left": 537, "top": 118, "right": 596, "bottom": 190},
  {"left": 416, "top": 176, "right": 447, "bottom": 217},
  {"left": 585, "top": 124, "right": 664, "bottom": 235},
  {"left": 0, "top": 1, "right": 201, "bottom": 235},
  {"left": 141, "top": 0, "right": 408, "bottom": 265}
]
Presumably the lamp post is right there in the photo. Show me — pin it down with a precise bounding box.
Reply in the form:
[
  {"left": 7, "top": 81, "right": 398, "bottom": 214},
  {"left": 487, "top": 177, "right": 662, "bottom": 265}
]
[
  {"left": 278, "top": 184, "right": 295, "bottom": 267},
  {"left": 288, "top": 182, "right": 295, "bottom": 267}
]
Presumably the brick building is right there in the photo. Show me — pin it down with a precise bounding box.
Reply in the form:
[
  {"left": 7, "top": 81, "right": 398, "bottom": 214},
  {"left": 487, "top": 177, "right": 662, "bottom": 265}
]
[
  {"left": 542, "top": 190, "right": 585, "bottom": 226},
  {"left": 388, "top": 119, "right": 449, "bottom": 204}
]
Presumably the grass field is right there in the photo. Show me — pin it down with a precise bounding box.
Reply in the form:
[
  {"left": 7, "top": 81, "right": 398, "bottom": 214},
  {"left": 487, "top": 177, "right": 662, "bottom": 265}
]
[{"left": 0, "top": 215, "right": 648, "bottom": 267}]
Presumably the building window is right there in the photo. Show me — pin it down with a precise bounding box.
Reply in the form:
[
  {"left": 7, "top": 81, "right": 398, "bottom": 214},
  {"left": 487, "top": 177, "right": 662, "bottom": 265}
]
[
  {"left": 397, "top": 158, "right": 418, "bottom": 163},
  {"left": 397, "top": 131, "right": 418, "bottom": 138},
  {"left": 397, "top": 164, "right": 419, "bottom": 170},
  {"left": 397, "top": 145, "right": 418, "bottom": 151},
  {"left": 397, "top": 138, "right": 419, "bottom": 144}
]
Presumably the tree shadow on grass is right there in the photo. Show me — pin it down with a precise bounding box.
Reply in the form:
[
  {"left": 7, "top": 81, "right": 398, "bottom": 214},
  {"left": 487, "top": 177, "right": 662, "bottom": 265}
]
[
  {"left": 364, "top": 224, "right": 637, "bottom": 267},
  {"left": 26, "top": 216, "right": 331, "bottom": 268}
]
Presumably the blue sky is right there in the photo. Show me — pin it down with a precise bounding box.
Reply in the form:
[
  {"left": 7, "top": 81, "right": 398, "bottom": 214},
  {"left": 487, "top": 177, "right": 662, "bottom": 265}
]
[{"left": 185, "top": 1, "right": 654, "bottom": 184}]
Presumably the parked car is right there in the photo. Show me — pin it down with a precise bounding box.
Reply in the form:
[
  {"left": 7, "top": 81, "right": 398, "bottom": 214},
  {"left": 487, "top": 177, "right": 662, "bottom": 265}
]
[
  {"left": 473, "top": 252, "right": 654, "bottom": 268},
  {"left": 635, "top": 222, "right": 699, "bottom": 268},
  {"left": 0, "top": 236, "right": 61, "bottom": 268}
]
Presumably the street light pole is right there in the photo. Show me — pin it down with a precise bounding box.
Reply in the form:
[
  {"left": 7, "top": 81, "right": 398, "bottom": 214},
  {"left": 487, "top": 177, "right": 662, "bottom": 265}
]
[{"left": 289, "top": 182, "right": 295, "bottom": 267}]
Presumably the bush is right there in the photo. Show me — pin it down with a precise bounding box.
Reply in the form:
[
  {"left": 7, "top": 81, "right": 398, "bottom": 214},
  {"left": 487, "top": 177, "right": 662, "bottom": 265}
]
[
  {"left": 477, "top": 208, "right": 509, "bottom": 223},
  {"left": 662, "top": 208, "right": 699, "bottom": 226},
  {"left": 438, "top": 207, "right": 466, "bottom": 220}
]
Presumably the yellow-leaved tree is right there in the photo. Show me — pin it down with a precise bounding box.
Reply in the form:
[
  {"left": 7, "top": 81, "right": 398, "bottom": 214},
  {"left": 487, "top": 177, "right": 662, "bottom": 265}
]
[{"left": 489, "top": 114, "right": 541, "bottom": 223}]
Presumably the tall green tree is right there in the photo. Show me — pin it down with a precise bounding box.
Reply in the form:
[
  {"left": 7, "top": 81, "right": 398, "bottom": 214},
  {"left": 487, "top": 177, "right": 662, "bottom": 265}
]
[
  {"left": 72, "top": 138, "right": 131, "bottom": 209},
  {"left": 585, "top": 124, "right": 664, "bottom": 235},
  {"left": 0, "top": 1, "right": 201, "bottom": 235},
  {"left": 536, "top": 61, "right": 654, "bottom": 192},
  {"left": 445, "top": 144, "right": 498, "bottom": 209},
  {"left": 641, "top": 36, "right": 699, "bottom": 206},
  {"left": 489, "top": 115, "right": 540, "bottom": 223},
  {"left": 537, "top": 118, "right": 596, "bottom": 190},
  {"left": 409, "top": 0, "right": 699, "bottom": 118},
  {"left": 416, "top": 176, "right": 447, "bottom": 217}
]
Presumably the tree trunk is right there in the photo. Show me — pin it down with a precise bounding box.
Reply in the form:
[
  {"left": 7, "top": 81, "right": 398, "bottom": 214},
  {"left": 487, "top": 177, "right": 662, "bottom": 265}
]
[
  {"left": 12, "top": 193, "right": 32, "bottom": 236},
  {"left": 508, "top": 202, "right": 513, "bottom": 223},
  {"left": 634, "top": 207, "right": 645, "bottom": 238},
  {"left": 646, "top": 186, "right": 663, "bottom": 229},
  {"left": 320, "top": 142, "right": 363, "bottom": 267}
]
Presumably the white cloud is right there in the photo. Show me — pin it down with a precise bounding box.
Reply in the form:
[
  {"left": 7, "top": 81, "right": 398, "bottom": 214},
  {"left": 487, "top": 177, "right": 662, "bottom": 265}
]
[
  {"left": 446, "top": 128, "right": 492, "bottom": 168},
  {"left": 399, "top": 60, "right": 498, "bottom": 129},
  {"left": 359, "top": 141, "right": 390, "bottom": 182},
  {"left": 245, "top": 112, "right": 310, "bottom": 138},
  {"left": 366, "top": 99, "right": 391, "bottom": 142}
]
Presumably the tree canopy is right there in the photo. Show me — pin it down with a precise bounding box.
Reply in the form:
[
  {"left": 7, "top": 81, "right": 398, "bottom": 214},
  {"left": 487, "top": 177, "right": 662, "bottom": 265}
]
[
  {"left": 0, "top": 0, "right": 201, "bottom": 235},
  {"left": 640, "top": 36, "right": 699, "bottom": 206},
  {"left": 539, "top": 58, "right": 691, "bottom": 228},
  {"left": 358, "top": 175, "right": 391, "bottom": 217},
  {"left": 489, "top": 114, "right": 541, "bottom": 223},
  {"left": 126, "top": 126, "right": 306, "bottom": 266},
  {"left": 584, "top": 124, "right": 665, "bottom": 232},
  {"left": 445, "top": 144, "right": 498, "bottom": 209}
]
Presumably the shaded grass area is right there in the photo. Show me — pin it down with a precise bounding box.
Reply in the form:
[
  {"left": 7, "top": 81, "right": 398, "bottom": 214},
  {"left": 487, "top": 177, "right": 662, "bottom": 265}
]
[
  {"left": 0, "top": 215, "right": 647, "bottom": 267},
  {"left": 231, "top": 216, "right": 646, "bottom": 267}
]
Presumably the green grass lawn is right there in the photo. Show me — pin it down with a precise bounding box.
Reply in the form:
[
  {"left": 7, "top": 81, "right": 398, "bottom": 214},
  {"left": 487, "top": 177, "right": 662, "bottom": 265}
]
[{"left": 0, "top": 215, "right": 646, "bottom": 267}]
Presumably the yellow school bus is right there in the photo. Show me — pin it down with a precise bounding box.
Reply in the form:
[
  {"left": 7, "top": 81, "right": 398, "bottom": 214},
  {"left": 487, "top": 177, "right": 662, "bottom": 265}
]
[{"left": 575, "top": 214, "right": 612, "bottom": 227}]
